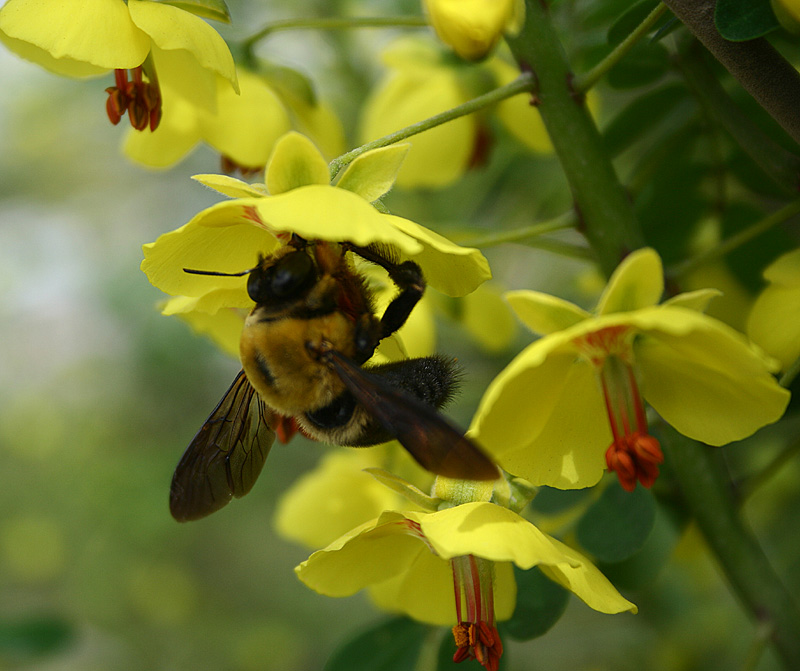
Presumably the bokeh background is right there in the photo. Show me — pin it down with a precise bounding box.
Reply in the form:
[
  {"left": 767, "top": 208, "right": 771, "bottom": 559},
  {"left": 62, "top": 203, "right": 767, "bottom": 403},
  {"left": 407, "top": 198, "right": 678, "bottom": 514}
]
[{"left": 2, "top": 1, "right": 799, "bottom": 669}]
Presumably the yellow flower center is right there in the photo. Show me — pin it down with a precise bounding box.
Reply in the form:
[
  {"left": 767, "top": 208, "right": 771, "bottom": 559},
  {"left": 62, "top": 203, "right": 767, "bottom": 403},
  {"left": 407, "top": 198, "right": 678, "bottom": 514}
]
[{"left": 105, "top": 65, "right": 162, "bottom": 132}]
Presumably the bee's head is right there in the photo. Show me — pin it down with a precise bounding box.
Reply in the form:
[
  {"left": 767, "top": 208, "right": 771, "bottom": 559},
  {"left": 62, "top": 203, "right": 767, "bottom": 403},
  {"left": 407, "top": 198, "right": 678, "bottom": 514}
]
[{"left": 247, "top": 250, "right": 317, "bottom": 305}]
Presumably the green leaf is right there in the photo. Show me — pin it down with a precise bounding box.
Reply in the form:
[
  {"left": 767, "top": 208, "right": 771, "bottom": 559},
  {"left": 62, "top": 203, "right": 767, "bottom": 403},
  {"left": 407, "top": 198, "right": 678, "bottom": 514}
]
[
  {"left": 156, "top": 0, "right": 231, "bottom": 23},
  {"left": 715, "top": 0, "right": 779, "bottom": 41},
  {"left": 325, "top": 617, "right": 429, "bottom": 671},
  {"left": 576, "top": 481, "right": 656, "bottom": 563},
  {"left": 596, "top": 496, "right": 688, "bottom": 590},
  {"left": 608, "top": 0, "right": 661, "bottom": 45},
  {"left": 607, "top": 41, "right": 670, "bottom": 89},
  {"left": 500, "top": 566, "right": 569, "bottom": 641},
  {"left": 602, "top": 84, "right": 690, "bottom": 157},
  {"left": 0, "top": 616, "right": 74, "bottom": 662}
]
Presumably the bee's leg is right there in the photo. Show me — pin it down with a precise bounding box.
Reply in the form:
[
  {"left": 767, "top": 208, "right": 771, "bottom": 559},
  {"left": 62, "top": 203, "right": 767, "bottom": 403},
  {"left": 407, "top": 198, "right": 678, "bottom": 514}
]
[{"left": 347, "top": 244, "right": 426, "bottom": 339}]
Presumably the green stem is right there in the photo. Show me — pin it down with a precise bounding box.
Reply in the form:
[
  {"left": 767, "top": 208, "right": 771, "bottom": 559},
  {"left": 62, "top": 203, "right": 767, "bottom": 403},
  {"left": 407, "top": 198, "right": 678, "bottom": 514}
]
[
  {"left": 670, "top": 198, "right": 800, "bottom": 278},
  {"left": 460, "top": 211, "right": 577, "bottom": 248},
  {"left": 328, "top": 73, "right": 536, "bottom": 179},
  {"left": 574, "top": 2, "right": 668, "bottom": 93},
  {"left": 506, "top": 0, "right": 644, "bottom": 277},
  {"left": 242, "top": 16, "right": 428, "bottom": 49},
  {"left": 664, "top": 427, "right": 800, "bottom": 668}
]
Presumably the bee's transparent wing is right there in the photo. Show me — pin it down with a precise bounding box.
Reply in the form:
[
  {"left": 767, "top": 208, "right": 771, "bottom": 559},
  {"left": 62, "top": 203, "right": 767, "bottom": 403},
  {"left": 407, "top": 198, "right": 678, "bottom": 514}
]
[
  {"left": 169, "top": 371, "right": 275, "bottom": 522},
  {"left": 327, "top": 351, "right": 499, "bottom": 481}
]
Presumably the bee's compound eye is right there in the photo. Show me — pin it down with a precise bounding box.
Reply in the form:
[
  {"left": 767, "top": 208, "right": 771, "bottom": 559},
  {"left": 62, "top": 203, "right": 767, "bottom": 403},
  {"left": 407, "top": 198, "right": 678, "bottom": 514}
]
[
  {"left": 247, "top": 251, "right": 316, "bottom": 303},
  {"left": 270, "top": 251, "right": 316, "bottom": 298}
]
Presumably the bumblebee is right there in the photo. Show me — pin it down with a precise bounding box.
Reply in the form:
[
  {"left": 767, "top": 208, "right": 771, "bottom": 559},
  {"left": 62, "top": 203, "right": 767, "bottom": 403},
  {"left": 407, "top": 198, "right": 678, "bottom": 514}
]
[{"left": 169, "top": 237, "right": 498, "bottom": 522}]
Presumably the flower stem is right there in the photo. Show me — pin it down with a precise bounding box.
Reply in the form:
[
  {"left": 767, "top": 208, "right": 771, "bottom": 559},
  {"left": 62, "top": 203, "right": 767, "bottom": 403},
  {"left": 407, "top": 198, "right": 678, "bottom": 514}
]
[
  {"left": 243, "top": 15, "right": 428, "bottom": 49},
  {"left": 505, "top": 0, "right": 644, "bottom": 277},
  {"left": 459, "top": 211, "right": 578, "bottom": 248},
  {"left": 664, "top": 426, "right": 800, "bottom": 668},
  {"left": 574, "top": 2, "right": 669, "bottom": 93},
  {"left": 328, "top": 73, "right": 536, "bottom": 179},
  {"left": 669, "top": 198, "right": 800, "bottom": 279}
]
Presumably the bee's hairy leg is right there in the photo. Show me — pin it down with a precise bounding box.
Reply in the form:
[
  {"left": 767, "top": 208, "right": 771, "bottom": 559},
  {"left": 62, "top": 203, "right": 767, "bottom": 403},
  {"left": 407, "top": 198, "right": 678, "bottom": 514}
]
[{"left": 346, "top": 243, "right": 426, "bottom": 339}]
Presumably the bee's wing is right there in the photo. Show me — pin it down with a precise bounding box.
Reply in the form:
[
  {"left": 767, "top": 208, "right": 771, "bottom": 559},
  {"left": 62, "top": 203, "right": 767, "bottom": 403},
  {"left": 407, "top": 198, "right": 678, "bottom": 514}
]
[
  {"left": 327, "top": 351, "right": 499, "bottom": 481},
  {"left": 170, "top": 371, "right": 275, "bottom": 522}
]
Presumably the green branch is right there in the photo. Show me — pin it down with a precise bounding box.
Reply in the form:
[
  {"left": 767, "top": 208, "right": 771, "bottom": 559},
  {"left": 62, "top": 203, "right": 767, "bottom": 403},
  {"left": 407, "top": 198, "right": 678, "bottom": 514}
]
[
  {"left": 242, "top": 15, "right": 428, "bottom": 49},
  {"left": 669, "top": 198, "right": 800, "bottom": 278},
  {"left": 574, "top": 2, "right": 669, "bottom": 93},
  {"left": 505, "top": 0, "right": 643, "bottom": 277},
  {"left": 328, "top": 73, "right": 536, "bottom": 179},
  {"left": 664, "top": 426, "right": 800, "bottom": 668}
]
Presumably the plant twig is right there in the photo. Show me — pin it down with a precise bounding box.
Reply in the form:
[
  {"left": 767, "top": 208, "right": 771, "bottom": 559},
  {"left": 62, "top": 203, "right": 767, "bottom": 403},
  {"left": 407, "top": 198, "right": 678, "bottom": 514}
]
[
  {"left": 328, "top": 73, "right": 536, "bottom": 179},
  {"left": 243, "top": 16, "right": 428, "bottom": 49},
  {"left": 574, "top": 2, "right": 669, "bottom": 93}
]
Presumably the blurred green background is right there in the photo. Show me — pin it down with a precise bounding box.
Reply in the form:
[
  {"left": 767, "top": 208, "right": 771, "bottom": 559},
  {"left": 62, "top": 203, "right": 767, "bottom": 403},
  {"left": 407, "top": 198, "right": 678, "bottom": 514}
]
[{"left": 1, "top": 1, "right": 799, "bottom": 670}]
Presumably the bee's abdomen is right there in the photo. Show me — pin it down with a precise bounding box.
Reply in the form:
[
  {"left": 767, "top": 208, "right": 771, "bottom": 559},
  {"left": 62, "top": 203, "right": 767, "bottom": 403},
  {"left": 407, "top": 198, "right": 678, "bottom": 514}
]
[{"left": 364, "top": 355, "right": 461, "bottom": 409}]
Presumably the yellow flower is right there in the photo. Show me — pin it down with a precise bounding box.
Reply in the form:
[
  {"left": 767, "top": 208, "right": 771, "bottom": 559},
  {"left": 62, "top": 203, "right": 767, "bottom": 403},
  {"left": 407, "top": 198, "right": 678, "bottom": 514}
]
[
  {"left": 123, "top": 69, "right": 345, "bottom": 170},
  {"left": 359, "top": 37, "right": 552, "bottom": 189},
  {"left": 142, "top": 131, "right": 490, "bottom": 309},
  {"left": 423, "top": 0, "right": 525, "bottom": 61},
  {"left": 747, "top": 248, "right": 800, "bottom": 371},
  {"left": 296, "top": 502, "right": 636, "bottom": 670},
  {"left": 0, "top": 0, "right": 237, "bottom": 130},
  {"left": 470, "top": 248, "right": 790, "bottom": 491}
]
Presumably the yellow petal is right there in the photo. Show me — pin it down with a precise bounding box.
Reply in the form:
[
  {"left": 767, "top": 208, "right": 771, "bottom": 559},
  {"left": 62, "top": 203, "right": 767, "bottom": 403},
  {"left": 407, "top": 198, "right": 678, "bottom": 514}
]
[
  {"left": 747, "top": 284, "right": 800, "bottom": 370},
  {"left": 0, "top": 0, "right": 149, "bottom": 70},
  {"left": 150, "top": 44, "right": 217, "bottom": 113},
  {"left": 472, "top": 343, "right": 610, "bottom": 488},
  {"left": 505, "top": 290, "right": 589, "bottom": 336},
  {"left": 294, "top": 511, "right": 429, "bottom": 597},
  {"left": 412, "top": 503, "right": 581, "bottom": 567},
  {"left": 490, "top": 58, "right": 553, "bottom": 154},
  {"left": 462, "top": 283, "right": 518, "bottom": 352},
  {"left": 200, "top": 72, "right": 292, "bottom": 167},
  {"left": 424, "top": 0, "right": 515, "bottom": 60},
  {"left": 369, "top": 555, "right": 516, "bottom": 625},
  {"left": 192, "top": 174, "right": 267, "bottom": 199},
  {"left": 336, "top": 144, "right": 410, "bottom": 202},
  {"left": 359, "top": 69, "right": 475, "bottom": 189},
  {"left": 633, "top": 307, "right": 790, "bottom": 445},
  {"left": 123, "top": 86, "right": 201, "bottom": 168},
  {"left": 193, "top": 187, "right": 424, "bottom": 257},
  {"left": 127, "top": 0, "right": 237, "bottom": 89},
  {"left": 162, "top": 297, "right": 244, "bottom": 357},
  {"left": 663, "top": 288, "right": 722, "bottom": 313},
  {"left": 387, "top": 216, "right": 490, "bottom": 296},
  {"left": 541, "top": 537, "right": 637, "bottom": 614},
  {"left": 141, "top": 217, "right": 280, "bottom": 297},
  {"left": 764, "top": 247, "right": 800, "bottom": 284},
  {"left": 596, "top": 247, "right": 664, "bottom": 315},
  {"left": 367, "top": 544, "right": 459, "bottom": 624},
  {"left": 265, "top": 132, "right": 331, "bottom": 195},
  {"left": 274, "top": 449, "right": 400, "bottom": 549}
]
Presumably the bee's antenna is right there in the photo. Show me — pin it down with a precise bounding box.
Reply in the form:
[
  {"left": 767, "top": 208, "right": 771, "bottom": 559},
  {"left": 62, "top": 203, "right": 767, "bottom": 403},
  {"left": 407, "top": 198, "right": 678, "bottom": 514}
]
[{"left": 182, "top": 267, "right": 254, "bottom": 277}]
